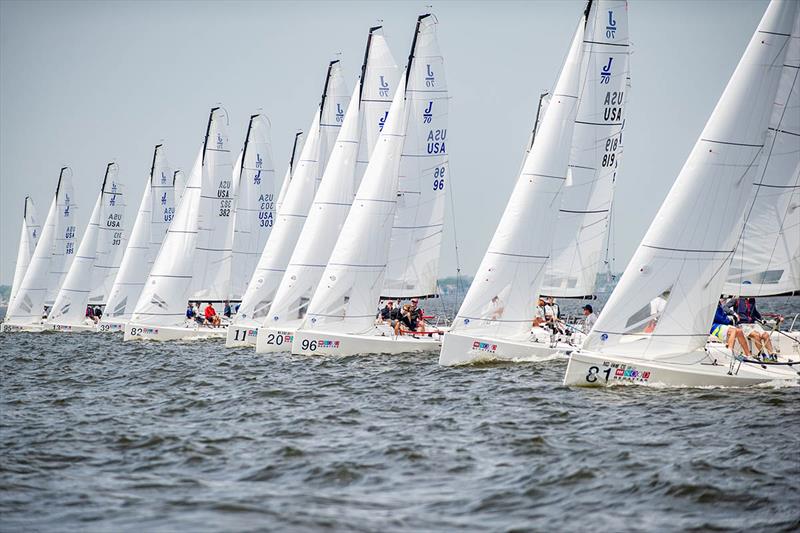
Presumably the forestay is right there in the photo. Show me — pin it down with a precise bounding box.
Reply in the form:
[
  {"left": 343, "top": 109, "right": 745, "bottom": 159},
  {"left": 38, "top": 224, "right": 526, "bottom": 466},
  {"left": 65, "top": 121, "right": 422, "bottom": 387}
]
[
  {"left": 448, "top": 14, "right": 585, "bottom": 341},
  {"left": 103, "top": 145, "right": 177, "bottom": 321},
  {"left": 9, "top": 197, "right": 41, "bottom": 310},
  {"left": 191, "top": 108, "right": 234, "bottom": 300},
  {"left": 233, "top": 62, "right": 349, "bottom": 325},
  {"left": 266, "top": 27, "right": 400, "bottom": 330},
  {"left": 383, "top": 15, "right": 449, "bottom": 299},
  {"left": 583, "top": 0, "right": 796, "bottom": 358},
  {"left": 725, "top": 12, "right": 800, "bottom": 297},
  {"left": 543, "top": 0, "right": 630, "bottom": 298},
  {"left": 231, "top": 114, "right": 277, "bottom": 300},
  {"left": 47, "top": 163, "right": 125, "bottom": 325}
]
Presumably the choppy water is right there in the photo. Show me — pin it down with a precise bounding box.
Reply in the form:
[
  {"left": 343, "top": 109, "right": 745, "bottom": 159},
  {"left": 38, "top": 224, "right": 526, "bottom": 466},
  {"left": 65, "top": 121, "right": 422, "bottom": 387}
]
[{"left": 2, "top": 297, "right": 799, "bottom": 531}]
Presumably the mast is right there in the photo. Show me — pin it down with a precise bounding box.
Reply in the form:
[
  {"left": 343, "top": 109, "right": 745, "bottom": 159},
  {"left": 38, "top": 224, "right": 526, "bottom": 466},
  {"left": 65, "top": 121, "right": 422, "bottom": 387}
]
[
  {"left": 201, "top": 107, "right": 219, "bottom": 165},
  {"left": 405, "top": 14, "right": 431, "bottom": 91},
  {"left": 319, "top": 60, "right": 339, "bottom": 117},
  {"left": 359, "top": 26, "right": 381, "bottom": 101},
  {"left": 240, "top": 114, "right": 259, "bottom": 184}
]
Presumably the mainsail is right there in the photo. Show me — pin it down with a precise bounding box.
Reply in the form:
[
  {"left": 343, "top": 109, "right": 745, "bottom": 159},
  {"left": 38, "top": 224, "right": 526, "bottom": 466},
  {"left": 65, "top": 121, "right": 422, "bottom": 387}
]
[
  {"left": 232, "top": 62, "right": 349, "bottom": 325},
  {"left": 383, "top": 15, "right": 450, "bottom": 298},
  {"left": 9, "top": 197, "right": 41, "bottom": 310},
  {"left": 447, "top": 10, "right": 586, "bottom": 341},
  {"left": 47, "top": 163, "right": 125, "bottom": 325},
  {"left": 542, "top": 0, "right": 631, "bottom": 298},
  {"left": 265, "top": 26, "right": 400, "bottom": 330},
  {"left": 724, "top": 12, "right": 800, "bottom": 297},
  {"left": 231, "top": 114, "right": 277, "bottom": 300},
  {"left": 102, "top": 145, "right": 177, "bottom": 321},
  {"left": 583, "top": 0, "right": 796, "bottom": 358},
  {"left": 88, "top": 164, "right": 127, "bottom": 305}
]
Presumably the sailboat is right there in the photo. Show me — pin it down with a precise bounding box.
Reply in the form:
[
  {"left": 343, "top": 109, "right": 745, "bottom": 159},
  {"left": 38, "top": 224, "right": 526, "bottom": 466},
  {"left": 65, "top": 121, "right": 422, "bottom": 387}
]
[
  {"left": 564, "top": 0, "right": 799, "bottom": 387},
  {"left": 290, "top": 13, "right": 449, "bottom": 357},
  {"left": 439, "top": 0, "right": 629, "bottom": 366},
  {"left": 8, "top": 197, "right": 41, "bottom": 312},
  {"left": 225, "top": 60, "right": 349, "bottom": 347},
  {"left": 230, "top": 113, "right": 277, "bottom": 301},
  {"left": 46, "top": 163, "right": 126, "bottom": 332},
  {"left": 723, "top": 12, "right": 800, "bottom": 358},
  {"left": 254, "top": 26, "right": 400, "bottom": 353},
  {"left": 99, "top": 145, "right": 179, "bottom": 332},
  {"left": 124, "top": 106, "right": 234, "bottom": 341},
  {"left": 2, "top": 168, "right": 77, "bottom": 332}
]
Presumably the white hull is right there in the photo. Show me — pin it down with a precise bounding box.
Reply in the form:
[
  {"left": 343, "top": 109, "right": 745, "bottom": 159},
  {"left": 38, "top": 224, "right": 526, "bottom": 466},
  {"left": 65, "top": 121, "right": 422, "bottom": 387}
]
[
  {"left": 0, "top": 323, "right": 45, "bottom": 333},
  {"left": 292, "top": 328, "right": 443, "bottom": 356},
  {"left": 225, "top": 322, "right": 259, "bottom": 348},
  {"left": 439, "top": 330, "right": 576, "bottom": 366},
  {"left": 256, "top": 326, "right": 296, "bottom": 353},
  {"left": 123, "top": 322, "right": 226, "bottom": 342},
  {"left": 563, "top": 350, "right": 799, "bottom": 388},
  {"left": 44, "top": 322, "right": 97, "bottom": 333},
  {"left": 96, "top": 320, "right": 126, "bottom": 333}
]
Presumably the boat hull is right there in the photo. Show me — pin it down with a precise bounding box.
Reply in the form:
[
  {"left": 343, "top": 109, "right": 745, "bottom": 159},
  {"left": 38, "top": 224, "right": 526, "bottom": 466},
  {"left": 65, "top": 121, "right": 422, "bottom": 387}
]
[
  {"left": 123, "top": 323, "right": 226, "bottom": 342},
  {"left": 439, "top": 330, "right": 572, "bottom": 366},
  {"left": 292, "top": 329, "right": 443, "bottom": 356},
  {"left": 225, "top": 323, "right": 259, "bottom": 348},
  {"left": 0, "top": 323, "right": 45, "bottom": 333},
  {"left": 44, "top": 322, "right": 97, "bottom": 333},
  {"left": 563, "top": 350, "right": 799, "bottom": 388},
  {"left": 256, "top": 327, "right": 296, "bottom": 354}
]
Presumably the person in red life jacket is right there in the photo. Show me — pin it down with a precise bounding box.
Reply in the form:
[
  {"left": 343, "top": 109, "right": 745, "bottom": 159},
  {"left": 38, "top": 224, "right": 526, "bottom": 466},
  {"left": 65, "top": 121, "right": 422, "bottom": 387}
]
[
  {"left": 204, "top": 302, "right": 221, "bottom": 328},
  {"left": 731, "top": 297, "right": 777, "bottom": 360}
]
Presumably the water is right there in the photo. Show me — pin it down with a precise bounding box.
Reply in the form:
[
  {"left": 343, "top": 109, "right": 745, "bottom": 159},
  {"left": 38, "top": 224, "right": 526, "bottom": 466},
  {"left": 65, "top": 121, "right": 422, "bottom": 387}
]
[{"left": 2, "top": 297, "right": 799, "bottom": 531}]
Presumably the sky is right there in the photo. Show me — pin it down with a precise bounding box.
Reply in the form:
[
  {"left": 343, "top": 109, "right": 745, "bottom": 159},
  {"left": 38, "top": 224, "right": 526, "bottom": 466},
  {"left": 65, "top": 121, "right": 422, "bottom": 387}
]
[{"left": 0, "top": 0, "right": 770, "bottom": 285}]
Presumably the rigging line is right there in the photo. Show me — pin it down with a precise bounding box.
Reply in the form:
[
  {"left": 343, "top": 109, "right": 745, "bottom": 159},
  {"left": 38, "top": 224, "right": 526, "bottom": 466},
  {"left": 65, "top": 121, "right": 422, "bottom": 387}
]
[{"left": 446, "top": 154, "right": 463, "bottom": 322}]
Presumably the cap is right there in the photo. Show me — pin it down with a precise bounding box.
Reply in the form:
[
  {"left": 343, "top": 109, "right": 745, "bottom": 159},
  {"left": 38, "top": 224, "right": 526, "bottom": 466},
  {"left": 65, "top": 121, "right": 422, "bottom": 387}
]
[{"left": 583, "top": 304, "right": 593, "bottom": 312}]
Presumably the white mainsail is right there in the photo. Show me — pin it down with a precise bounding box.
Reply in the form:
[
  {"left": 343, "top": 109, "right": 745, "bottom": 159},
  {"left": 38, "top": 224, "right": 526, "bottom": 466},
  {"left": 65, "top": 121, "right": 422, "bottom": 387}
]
[
  {"left": 9, "top": 197, "right": 41, "bottom": 310},
  {"left": 382, "top": 15, "right": 450, "bottom": 298},
  {"left": 231, "top": 62, "right": 349, "bottom": 327},
  {"left": 543, "top": 0, "right": 631, "bottom": 298},
  {"left": 102, "top": 145, "right": 177, "bottom": 322},
  {"left": 264, "top": 27, "right": 400, "bottom": 332},
  {"left": 6, "top": 168, "right": 77, "bottom": 324},
  {"left": 88, "top": 164, "right": 127, "bottom": 305},
  {"left": 445, "top": 12, "right": 586, "bottom": 342},
  {"left": 47, "top": 163, "right": 125, "bottom": 325},
  {"left": 583, "top": 0, "right": 796, "bottom": 359},
  {"left": 231, "top": 114, "right": 277, "bottom": 301},
  {"left": 190, "top": 107, "right": 234, "bottom": 301},
  {"left": 725, "top": 13, "right": 800, "bottom": 297},
  {"left": 129, "top": 107, "right": 228, "bottom": 327}
]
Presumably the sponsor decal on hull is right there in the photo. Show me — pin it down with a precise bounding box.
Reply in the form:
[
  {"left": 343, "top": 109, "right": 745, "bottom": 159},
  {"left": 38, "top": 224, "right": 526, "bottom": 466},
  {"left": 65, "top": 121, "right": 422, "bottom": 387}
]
[
  {"left": 299, "top": 338, "right": 340, "bottom": 352},
  {"left": 584, "top": 360, "right": 652, "bottom": 385},
  {"left": 472, "top": 340, "right": 497, "bottom": 354}
]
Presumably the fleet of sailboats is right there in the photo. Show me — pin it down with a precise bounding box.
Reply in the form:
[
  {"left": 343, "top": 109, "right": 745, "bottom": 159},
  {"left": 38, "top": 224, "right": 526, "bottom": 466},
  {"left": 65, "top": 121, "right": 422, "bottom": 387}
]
[{"left": 2, "top": 2, "right": 798, "bottom": 388}]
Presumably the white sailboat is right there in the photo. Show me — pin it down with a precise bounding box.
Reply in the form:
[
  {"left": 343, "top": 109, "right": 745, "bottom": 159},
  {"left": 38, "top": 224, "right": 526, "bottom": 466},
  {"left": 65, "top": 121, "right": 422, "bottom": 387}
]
[
  {"left": 439, "top": 0, "right": 629, "bottom": 366},
  {"left": 8, "top": 196, "right": 41, "bottom": 312},
  {"left": 564, "top": 0, "right": 799, "bottom": 388},
  {"left": 255, "top": 26, "right": 400, "bottom": 353},
  {"left": 230, "top": 114, "right": 277, "bottom": 301},
  {"left": 291, "top": 13, "right": 449, "bottom": 357},
  {"left": 225, "top": 61, "right": 349, "bottom": 347},
  {"left": 99, "top": 145, "right": 179, "bottom": 332},
  {"left": 124, "top": 106, "right": 233, "bottom": 341},
  {"left": 2, "top": 168, "right": 77, "bottom": 332},
  {"left": 46, "top": 163, "right": 126, "bottom": 332}
]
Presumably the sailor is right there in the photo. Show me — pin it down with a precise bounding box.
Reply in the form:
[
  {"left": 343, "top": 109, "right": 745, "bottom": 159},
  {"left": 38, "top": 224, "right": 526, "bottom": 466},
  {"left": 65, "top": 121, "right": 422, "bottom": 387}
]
[
  {"left": 732, "top": 297, "right": 777, "bottom": 360},
  {"left": 379, "top": 300, "right": 399, "bottom": 325},
  {"left": 532, "top": 298, "right": 546, "bottom": 328},
  {"left": 186, "top": 303, "right": 195, "bottom": 320},
  {"left": 223, "top": 300, "right": 232, "bottom": 319},
  {"left": 410, "top": 298, "right": 426, "bottom": 333},
  {"left": 85, "top": 305, "right": 98, "bottom": 324},
  {"left": 582, "top": 304, "right": 598, "bottom": 333},
  {"left": 710, "top": 298, "right": 750, "bottom": 357},
  {"left": 93, "top": 306, "right": 103, "bottom": 319},
  {"left": 204, "top": 302, "right": 221, "bottom": 327},
  {"left": 397, "top": 304, "right": 417, "bottom": 335}
]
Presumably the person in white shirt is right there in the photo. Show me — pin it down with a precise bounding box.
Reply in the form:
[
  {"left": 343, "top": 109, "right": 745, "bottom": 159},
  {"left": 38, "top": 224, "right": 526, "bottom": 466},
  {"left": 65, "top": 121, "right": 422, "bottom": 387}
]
[{"left": 582, "top": 304, "right": 598, "bottom": 333}]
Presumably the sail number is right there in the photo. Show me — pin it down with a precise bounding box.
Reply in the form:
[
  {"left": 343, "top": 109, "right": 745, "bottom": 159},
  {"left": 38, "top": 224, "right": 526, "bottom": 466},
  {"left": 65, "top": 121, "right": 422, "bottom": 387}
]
[
  {"left": 265, "top": 333, "right": 284, "bottom": 345},
  {"left": 112, "top": 231, "right": 122, "bottom": 246},
  {"left": 301, "top": 339, "right": 317, "bottom": 351},
  {"left": 219, "top": 199, "right": 232, "bottom": 217},
  {"left": 586, "top": 365, "right": 612, "bottom": 383},
  {"left": 433, "top": 166, "right": 446, "bottom": 191},
  {"left": 129, "top": 327, "right": 144, "bottom": 336}
]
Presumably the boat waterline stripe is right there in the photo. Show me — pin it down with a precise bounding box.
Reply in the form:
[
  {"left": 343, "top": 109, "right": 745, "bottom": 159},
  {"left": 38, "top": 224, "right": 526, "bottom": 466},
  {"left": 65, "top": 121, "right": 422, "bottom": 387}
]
[
  {"left": 642, "top": 244, "right": 733, "bottom": 253},
  {"left": 700, "top": 138, "right": 764, "bottom": 148}
]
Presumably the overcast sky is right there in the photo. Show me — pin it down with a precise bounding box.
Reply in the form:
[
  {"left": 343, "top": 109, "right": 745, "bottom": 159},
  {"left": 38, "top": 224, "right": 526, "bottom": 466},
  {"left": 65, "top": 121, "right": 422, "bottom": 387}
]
[{"left": 0, "top": 0, "right": 770, "bottom": 285}]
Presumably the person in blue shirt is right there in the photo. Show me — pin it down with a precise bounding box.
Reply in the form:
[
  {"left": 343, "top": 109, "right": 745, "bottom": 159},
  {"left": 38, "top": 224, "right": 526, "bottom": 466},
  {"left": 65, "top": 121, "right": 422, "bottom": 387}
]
[
  {"left": 186, "top": 303, "right": 195, "bottom": 320},
  {"left": 710, "top": 298, "right": 750, "bottom": 357}
]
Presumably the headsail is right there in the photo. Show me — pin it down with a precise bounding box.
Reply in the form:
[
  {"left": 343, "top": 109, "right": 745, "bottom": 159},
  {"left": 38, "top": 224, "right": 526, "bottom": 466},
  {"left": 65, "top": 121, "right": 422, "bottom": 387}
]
[
  {"left": 724, "top": 11, "right": 800, "bottom": 297},
  {"left": 447, "top": 12, "right": 586, "bottom": 341},
  {"left": 88, "top": 164, "right": 126, "bottom": 305},
  {"left": 382, "top": 14, "right": 449, "bottom": 298},
  {"left": 584, "top": 0, "right": 796, "bottom": 358},
  {"left": 47, "top": 163, "right": 125, "bottom": 325},
  {"left": 46, "top": 168, "right": 78, "bottom": 307},
  {"left": 9, "top": 197, "right": 41, "bottom": 311},
  {"left": 542, "top": 0, "right": 630, "bottom": 298},
  {"left": 231, "top": 114, "right": 277, "bottom": 301}
]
